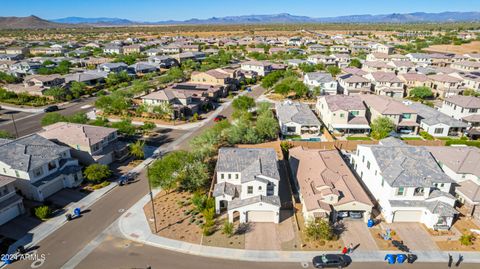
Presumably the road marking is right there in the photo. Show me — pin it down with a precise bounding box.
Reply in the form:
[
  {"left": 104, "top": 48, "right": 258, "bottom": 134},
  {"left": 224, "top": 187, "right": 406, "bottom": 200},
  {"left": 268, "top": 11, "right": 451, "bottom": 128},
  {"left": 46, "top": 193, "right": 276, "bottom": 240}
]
[{"left": 80, "top": 105, "right": 92, "bottom": 109}]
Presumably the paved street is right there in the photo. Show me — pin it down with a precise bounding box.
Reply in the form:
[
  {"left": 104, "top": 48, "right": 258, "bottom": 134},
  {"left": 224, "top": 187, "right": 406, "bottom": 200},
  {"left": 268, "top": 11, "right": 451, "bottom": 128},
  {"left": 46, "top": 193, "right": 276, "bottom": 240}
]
[
  {"left": 75, "top": 236, "right": 477, "bottom": 269},
  {"left": 0, "top": 97, "right": 97, "bottom": 137},
  {"left": 7, "top": 86, "right": 266, "bottom": 268}
]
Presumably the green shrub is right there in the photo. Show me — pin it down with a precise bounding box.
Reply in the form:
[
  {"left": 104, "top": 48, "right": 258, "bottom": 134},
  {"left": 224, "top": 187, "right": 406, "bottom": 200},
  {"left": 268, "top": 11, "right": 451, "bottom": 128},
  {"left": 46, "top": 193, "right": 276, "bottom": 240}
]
[
  {"left": 35, "top": 205, "right": 52, "bottom": 220},
  {"left": 419, "top": 131, "right": 434, "bottom": 140},
  {"left": 459, "top": 234, "right": 474, "bottom": 246},
  {"left": 446, "top": 140, "right": 480, "bottom": 148},
  {"left": 222, "top": 220, "right": 234, "bottom": 237}
]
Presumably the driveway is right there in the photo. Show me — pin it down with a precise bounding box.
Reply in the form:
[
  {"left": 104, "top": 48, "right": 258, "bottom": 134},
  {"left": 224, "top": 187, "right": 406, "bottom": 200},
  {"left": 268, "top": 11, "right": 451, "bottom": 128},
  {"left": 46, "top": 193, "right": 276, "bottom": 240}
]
[
  {"left": 340, "top": 220, "right": 378, "bottom": 251},
  {"left": 389, "top": 223, "right": 439, "bottom": 251},
  {"left": 244, "top": 210, "right": 296, "bottom": 250}
]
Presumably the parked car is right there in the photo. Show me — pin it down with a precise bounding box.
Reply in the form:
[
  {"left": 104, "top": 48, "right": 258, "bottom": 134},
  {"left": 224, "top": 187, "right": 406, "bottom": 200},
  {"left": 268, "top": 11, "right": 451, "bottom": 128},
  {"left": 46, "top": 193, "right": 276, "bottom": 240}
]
[
  {"left": 214, "top": 115, "right": 226, "bottom": 122},
  {"left": 119, "top": 172, "right": 138, "bottom": 186},
  {"left": 337, "top": 211, "right": 349, "bottom": 219},
  {"left": 349, "top": 211, "right": 363, "bottom": 219},
  {"left": 312, "top": 254, "right": 348, "bottom": 268},
  {"left": 44, "top": 105, "right": 59, "bottom": 112}
]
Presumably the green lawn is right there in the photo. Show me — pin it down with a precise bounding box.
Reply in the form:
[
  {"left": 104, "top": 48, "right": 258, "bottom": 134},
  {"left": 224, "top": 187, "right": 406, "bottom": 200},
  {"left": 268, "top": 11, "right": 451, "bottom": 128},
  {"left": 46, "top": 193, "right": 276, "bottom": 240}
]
[
  {"left": 401, "top": 137, "right": 423, "bottom": 141},
  {"left": 346, "top": 136, "right": 372, "bottom": 141}
]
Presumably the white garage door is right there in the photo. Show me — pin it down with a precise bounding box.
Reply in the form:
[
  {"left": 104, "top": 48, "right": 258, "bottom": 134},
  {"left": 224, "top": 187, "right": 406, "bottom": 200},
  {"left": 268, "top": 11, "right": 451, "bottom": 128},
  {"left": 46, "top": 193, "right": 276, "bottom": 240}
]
[
  {"left": 393, "top": 210, "right": 422, "bottom": 222},
  {"left": 41, "top": 177, "right": 64, "bottom": 199},
  {"left": 247, "top": 211, "right": 275, "bottom": 222},
  {"left": 0, "top": 204, "right": 21, "bottom": 226}
]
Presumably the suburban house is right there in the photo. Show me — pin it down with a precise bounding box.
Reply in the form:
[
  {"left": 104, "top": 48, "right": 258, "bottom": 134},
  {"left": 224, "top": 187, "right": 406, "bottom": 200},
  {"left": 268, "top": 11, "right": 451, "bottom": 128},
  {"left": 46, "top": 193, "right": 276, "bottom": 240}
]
[
  {"left": 64, "top": 71, "right": 105, "bottom": 86},
  {"left": 406, "top": 53, "right": 432, "bottom": 66},
  {"left": 289, "top": 147, "right": 373, "bottom": 222},
  {"left": 213, "top": 148, "right": 281, "bottom": 224},
  {"left": 147, "top": 55, "right": 178, "bottom": 68},
  {"left": 427, "top": 74, "right": 463, "bottom": 98},
  {"left": 451, "top": 61, "right": 480, "bottom": 72},
  {"left": 0, "top": 174, "right": 25, "bottom": 226},
  {"left": 351, "top": 138, "right": 457, "bottom": 230},
  {"left": 361, "top": 95, "right": 419, "bottom": 135},
  {"left": 103, "top": 45, "right": 123, "bottom": 55},
  {"left": 240, "top": 61, "right": 273, "bottom": 76},
  {"left": 97, "top": 62, "right": 128, "bottom": 73},
  {"left": 190, "top": 68, "right": 240, "bottom": 90},
  {"left": 331, "top": 53, "right": 351, "bottom": 68},
  {"left": 38, "top": 122, "right": 129, "bottom": 165},
  {"left": 371, "top": 43, "right": 394, "bottom": 55},
  {"left": 307, "top": 54, "right": 337, "bottom": 66},
  {"left": 406, "top": 102, "right": 468, "bottom": 137},
  {"left": 316, "top": 95, "right": 370, "bottom": 135},
  {"left": 0, "top": 134, "right": 83, "bottom": 202},
  {"left": 362, "top": 61, "right": 396, "bottom": 73},
  {"left": 388, "top": 60, "right": 415, "bottom": 74},
  {"left": 24, "top": 74, "right": 65, "bottom": 88},
  {"left": 29, "top": 47, "right": 64, "bottom": 56},
  {"left": 5, "top": 47, "right": 29, "bottom": 55},
  {"left": 427, "top": 146, "right": 480, "bottom": 221},
  {"left": 303, "top": 72, "right": 338, "bottom": 95},
  {"left": 275, "top": 101, "right": 321, "bottom": 138},
  {"left": 307, "top": 45, "right": 327, "bottom": 53},
  {"left": 439, "top": 96, "right": 480, "bottom": 126},
  {"left": 123, "top": 44, "right": 143, "bottom": 55},
  {"left": 128, "top": 62, "right": 158, "bottom": 74},
  {"left": 364, "top": 72, "right": 405, "bottom": 98},
  {"left": 337, "top": 73, "right": 372, "bottom": 95},
  {"left": 398, "top": 73, "right": 429, "bottom": 95}
]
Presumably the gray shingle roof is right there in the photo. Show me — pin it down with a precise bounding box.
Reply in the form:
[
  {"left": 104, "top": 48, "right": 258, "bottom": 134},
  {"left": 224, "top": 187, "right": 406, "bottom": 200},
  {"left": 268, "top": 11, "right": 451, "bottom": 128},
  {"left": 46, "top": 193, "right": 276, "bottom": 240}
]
[
  {"left": 305, "top": 72, "right": 334, "bottom": 83},
  {"left": 389, "top": 199, "right": 456, "bottom": 217},
  {"left": 367, "top": 138, "right": 454, "bottom": 187},
  {"left": 407, "top": 102, "right": 468, "bottom": 128},
  {"left": 213, "top": 182, "right": 240, "bottom": 197},
  {"left": 0, "top": 134, "right": 70, "bottom": 172},
  {"left": 216, "top": 148, "right": 280, "bottom": 183},
  {"left": 275, "top": 101, "right": 320, "bottom": 126},
  {"left": 228, "top": 195, "right": 280, "bottom": 210}
]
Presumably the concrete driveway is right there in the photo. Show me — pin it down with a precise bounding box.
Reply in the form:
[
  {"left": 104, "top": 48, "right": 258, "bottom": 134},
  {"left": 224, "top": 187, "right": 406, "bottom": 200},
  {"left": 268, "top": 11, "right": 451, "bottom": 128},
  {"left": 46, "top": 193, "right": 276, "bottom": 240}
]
[
  {"left": 244, "top": 210, "right": 296, "bottom": 250},
  {"left": 389, "top": 223, "right": 439, "bottom": 251},
  {"left": 340, "top": 220, "right": 378, "bottom": 251}
]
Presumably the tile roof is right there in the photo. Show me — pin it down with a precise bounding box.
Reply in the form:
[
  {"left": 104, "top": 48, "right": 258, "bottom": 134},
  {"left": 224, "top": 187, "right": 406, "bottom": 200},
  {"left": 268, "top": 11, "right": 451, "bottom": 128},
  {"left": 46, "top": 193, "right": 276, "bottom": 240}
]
[
  {"left": 321, "top": 95, "right": 366, "bottom": 111},
  {"left": 39, "top": 122, "right": 117, "bottom": 149},
  {"left": 444, "top": 95, "right": 480, "bottom": 108},
  {"left": 228, "top": 195, "right": 280, "bottom": 210},
  {"left": 407, "top": 102, "right": 468, "bottom": 128},
  {"left": 456, "top": 180, "right": 480, "bottom": 203},
  {"left": 360, "top": 95, "right": 416, "bottom": 115},
  {"left": 427, "top": 146, "right": 480, "bottom": 178},
  {"left": 276, "top": 101, "right": 320, "bottom": 126}
]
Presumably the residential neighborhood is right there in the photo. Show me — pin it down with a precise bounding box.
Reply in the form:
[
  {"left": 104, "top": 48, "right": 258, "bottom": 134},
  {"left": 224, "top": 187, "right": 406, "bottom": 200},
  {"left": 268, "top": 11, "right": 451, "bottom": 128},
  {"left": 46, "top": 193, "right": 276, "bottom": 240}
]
[{"left": 0, "top": 1, "right": 480, "bottom": 268}]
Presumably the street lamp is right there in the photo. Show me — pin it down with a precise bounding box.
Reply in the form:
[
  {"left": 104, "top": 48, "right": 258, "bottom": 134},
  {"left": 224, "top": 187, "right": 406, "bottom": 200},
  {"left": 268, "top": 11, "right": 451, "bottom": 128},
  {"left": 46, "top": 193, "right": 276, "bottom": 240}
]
[{"left": 146, "top": 165, "right": 158, "bottom": 233}]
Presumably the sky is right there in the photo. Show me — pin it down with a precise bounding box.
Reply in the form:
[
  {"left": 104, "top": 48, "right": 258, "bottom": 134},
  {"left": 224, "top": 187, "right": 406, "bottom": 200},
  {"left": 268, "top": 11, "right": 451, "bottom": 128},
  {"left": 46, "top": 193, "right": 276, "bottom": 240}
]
[{"left": 1, "top": 0, "right": 479, "bottom": 22}]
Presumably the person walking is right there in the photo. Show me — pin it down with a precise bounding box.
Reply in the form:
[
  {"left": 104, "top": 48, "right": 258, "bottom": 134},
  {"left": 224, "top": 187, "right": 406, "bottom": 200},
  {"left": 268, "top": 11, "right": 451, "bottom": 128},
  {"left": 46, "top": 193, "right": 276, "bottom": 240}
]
[
  {"left": 448, "top": 253, "right": 453, "bottom": 268},
  {"left": 348, "top": 243, "right": 354, "bottom": 253},
  {"left": 342, "top": 246, "right": 348, "bottom": 255}
]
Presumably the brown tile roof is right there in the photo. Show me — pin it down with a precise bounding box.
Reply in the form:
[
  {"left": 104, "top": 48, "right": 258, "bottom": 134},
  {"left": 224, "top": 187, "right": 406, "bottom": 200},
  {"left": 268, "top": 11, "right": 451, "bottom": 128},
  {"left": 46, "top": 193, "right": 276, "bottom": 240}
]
[
  {"left": 39, "top": 122, "right": 117, "bottom": 148},
  {"left": 445, "top": 95, "right": 480, "bottom": 108},
  {"left": 427, "top": 146, "right": 480, "bottom": 178},
  {"left": 456, "top": 180, "right": 480, "bottom": 203},
  {"left": 361, "top": 95, "right": 416, "bottom": 115}
]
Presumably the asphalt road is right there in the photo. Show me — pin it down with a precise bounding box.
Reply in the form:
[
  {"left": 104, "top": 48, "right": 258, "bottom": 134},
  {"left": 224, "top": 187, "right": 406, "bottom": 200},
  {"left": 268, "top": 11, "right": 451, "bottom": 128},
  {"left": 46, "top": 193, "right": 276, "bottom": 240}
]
[
  {"left": 0, "top": 96, "right": 97, "bottom": 137},
  {"left": 76, "top": 236, "right": 478, "bottom": 269},
  {"left": 7, "top": 86, "right": 267, "bottom": 269}
]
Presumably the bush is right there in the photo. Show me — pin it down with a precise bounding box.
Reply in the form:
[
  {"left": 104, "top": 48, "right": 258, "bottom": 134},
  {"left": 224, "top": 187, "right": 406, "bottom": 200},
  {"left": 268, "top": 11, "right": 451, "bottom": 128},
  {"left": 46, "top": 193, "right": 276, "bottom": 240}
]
[
  {"left": 420, "top": 131, "right": 434, "bottom": 140},
  {"left": 459, "top": 234, "right": 474, "bottom": 246},
  {"left": 304, "top": 218, "right": 334, "bottom": 241},
  {"left": 222, "top": 220, "right": 234, "bottom": 237},
  {"left": 446, "top": 139, "right": 480, "bottom": 148},
  {"left": 84, "top": 164, "right": 112, "bottom": 183},
  {"left": 35, "top": 205, "right": 52, "bottom": 220}
]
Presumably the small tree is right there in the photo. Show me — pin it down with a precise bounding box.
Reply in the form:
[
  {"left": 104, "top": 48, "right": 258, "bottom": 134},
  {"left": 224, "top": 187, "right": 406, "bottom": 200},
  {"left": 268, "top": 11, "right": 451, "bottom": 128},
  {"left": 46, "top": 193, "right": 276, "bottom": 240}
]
[
  {"left": 130, "top": 140, "right": 145, "bottom": 159},
  {"left": 349, "top": 58, "right": 362, "bottom": 68},
  {"left": 304, "top": 218, "right": 334, "bottom": 241},
  {"left": 223, "top": 220, "right": 234, "bottom": 237},
  {"left": 409, "top": 86, "right": 433, "bottom": 99},
  {"left": 326, "top": 66, "right": 341, "bottom": 77},
  {"left": 459, "top": 234, "right": 474, "bottom": 246},
  {"left": 179, "top": 160, "right": 210, "bottom": 192},
  {"left": 41, "top": 113, "right": 66, "bottom": 126},
  {"left": 111, "top": 119, "right": 136, "bottom": 136},
  {"left": 0, "top": 130, "right": 14, "bottom": 139},
  {"left": 370, "top": 117, "right": 395, "bottom": 140},
  {"left": 232, "top": 96, "right": 255, "bottom": 111},
  {"left": 84, "top": 164, "right": 111, "bottom": 183},
  {"left": 35, "top": 205, "right": 52, "bottom": 220}
]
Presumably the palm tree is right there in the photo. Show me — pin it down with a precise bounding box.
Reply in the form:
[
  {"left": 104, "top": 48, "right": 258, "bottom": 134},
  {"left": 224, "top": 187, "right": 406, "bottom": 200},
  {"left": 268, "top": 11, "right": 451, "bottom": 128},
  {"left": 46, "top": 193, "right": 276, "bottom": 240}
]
[{"left": 130, "top": 140, "right": 145, "bottom": 159}]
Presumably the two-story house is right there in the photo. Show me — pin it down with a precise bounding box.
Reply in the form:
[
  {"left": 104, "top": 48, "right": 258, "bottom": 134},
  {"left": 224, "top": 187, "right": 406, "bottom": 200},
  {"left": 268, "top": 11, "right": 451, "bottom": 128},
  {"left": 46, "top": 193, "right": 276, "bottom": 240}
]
[
  {"left": 316, "top": 95, "right": 370, "bottom": 135},
  {"left": 337, "top": 73, "right": 371, "bottom": 95},
  {"left": 213, "top": 148, "right": 281, "bottom": 223},
  {"left": 303, "top": 72, "right": 338, "bottom": 95},
  {"left": 0, "top": 134, "right": 83, "bottom": 202},
  {"left": 38, "top": 122, "right": 129, "bottom": 165},
  {"left": 361, "top": 95, "right": 419, "bottom": 135},
  {"left": 351, "top": 138, "right": 457, "bottom": 229},
  {"left": 289, "top": 147, "right": 373, "bottom": 222},
  {"left": 97, "top": 62, "right": 128, "bottom": 73},
  {"left": 428, "top": 74, "right": 463, "bottom": 98},
  {"left": 439, "top": 96, "right": 480, "bottom": 126},
  {"left": 275, "top": 101, "right": 321, "bottom": 138},
  {"left": 364, "top": 72, "right": 405, "bottom": 98},
  {"left": 0, "top": 174, "right": 24, "bottom": 226},
  {"left": 240, "top": 61, "right": 273, "bottom": 77},
  {"left": 103, "top": 45, "right": 123, "bottom": 55}
]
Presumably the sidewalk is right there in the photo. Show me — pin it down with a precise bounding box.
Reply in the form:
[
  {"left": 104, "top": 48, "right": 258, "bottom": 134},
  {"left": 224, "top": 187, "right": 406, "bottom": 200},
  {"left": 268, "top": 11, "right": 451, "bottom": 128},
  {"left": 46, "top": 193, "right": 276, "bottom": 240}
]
[
  {"left": 7, "top": 182, "right": 117, "bottom": 254},
  {"left": 119, "top": 192, "right": 480, "bottom": 263}
]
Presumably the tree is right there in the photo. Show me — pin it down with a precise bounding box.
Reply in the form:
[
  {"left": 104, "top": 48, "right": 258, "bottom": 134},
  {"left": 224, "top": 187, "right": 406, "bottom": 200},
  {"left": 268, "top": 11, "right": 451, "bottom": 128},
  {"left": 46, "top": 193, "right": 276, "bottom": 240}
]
[
  {"left": 223, "top": 220, "right": 234, "bottom": 237},
  {"left": 409, "top": 86, "right": 433, "bottom": 99},
  {"left": 179, "top": 160, "right": 210, "bottom": 192},
  {"left": 141, "top": 121, "right": 156, "bottom": 133},
  {"left": 84, "top": 164, "right": 111, "bottom": 183},
  {"left": 69, "top": 81, "right": 86, "bottom": 99},
  {"left": 0, "top": 130, "right": 13, "bottom": 139},
  {"left": 326, "top": 66, "right": 341, "bottom": 77},
  {"left": 35, "top": 205, "right": 52, "bottom": 220},
  {"left": 304, "top": 218, "right": 334, "bottom": 241},
  {"left": 256, "top": 114, "right": 279, "bottom": 140},
  {"left": 260, "top": 70, "right": 285, "bottom": 88},
  {"left": 349, "top": 58, "right": 362, "bottom": 68},
  {"left": 67, "top": 112, "right": 89, "bottom": 124},
  {"left": 130, "top": 140, "right": 145, "bottom": 159},
  {"left": 43, "top": 86, "right": 67, "bottom": 101},
  {"left": 41, "top": 112, "right": 66, "bottom": 126},
  {"left": 298, "top": 63, "right": 316, "bottom": 73},
  {"left": 293, "top": 81, "right": 309, "bottom": 98},
  {"left": 0, "top": 71, "right": 20, "bottom": 83},
  {"left": 111, "top": 119, "right": 136, "bottom": 136},
  {"left": 370, "top": 117, "right": 395, "bottom": 140},
  {"left": 106, "top": 71, "right": 131, "bottom": 87},
  {"left": 462, "top": 88, "right": 480, "bottom": 97},
  {"left": 148, "top": 151, "right": 194, "bottom": 193},
  {"left": 232, "top": 96, "right": 255, "bottom": 111}
]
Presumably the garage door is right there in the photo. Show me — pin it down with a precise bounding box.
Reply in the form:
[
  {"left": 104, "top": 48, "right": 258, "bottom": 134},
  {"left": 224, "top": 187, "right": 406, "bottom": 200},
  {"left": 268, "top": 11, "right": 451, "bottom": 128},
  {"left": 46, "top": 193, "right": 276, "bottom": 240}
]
[
  {"left": 0, "top": 204, "right": 21, "bottom": 226},
  {"left": 393, "top": 210, "right": 422, "bottom": 222},
  {"left": 41, "top": 177, "right": 64, "bottom": 199},
  {"left": 247, "top": 211, "right": 275, "bottom": 222}
]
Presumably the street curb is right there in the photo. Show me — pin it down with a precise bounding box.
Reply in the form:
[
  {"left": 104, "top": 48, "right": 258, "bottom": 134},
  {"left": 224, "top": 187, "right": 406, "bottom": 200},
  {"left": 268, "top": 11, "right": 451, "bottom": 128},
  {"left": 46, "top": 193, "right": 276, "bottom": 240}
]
[{"left": 118, "top": 193, "right": 480, "bottom": 264}]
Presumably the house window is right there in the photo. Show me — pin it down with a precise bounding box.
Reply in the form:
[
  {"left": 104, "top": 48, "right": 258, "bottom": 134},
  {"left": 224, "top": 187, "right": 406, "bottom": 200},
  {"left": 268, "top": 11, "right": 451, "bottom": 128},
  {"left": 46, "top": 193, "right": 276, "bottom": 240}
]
[
  {"left": 440, "top": 183, "right": 444, "bottom": 187},
  {"left": 2, "top": 168, "right": 5, "bottom": 173},
  {"left": 340, "top": 113, "right": 345, "bottom": 118},
  {"left": 381, "top": 178, "right": 384, "bottom": 187},
  {"left": 258, "top": 186, "right": 262, "bottom": 190},
  {"left": 434, "top": 128, "right": 444, "bottom": 134},
  {"left": 362, "top": 156, "right": 365, "bottom": 163},
  {"left": 235, "top": 174, "right": 239, "bottom": 179},
  {"left": 367, "top": 161, "right": 371, "bottom": 169},
  {"left": 33, "top": 167, "right": 43, "bottom": 177},
  {"left": 221, "top": 174, "right": 224, "bottom": 179},
  {"left": 351, "top": 111, "right": 359, "bottom": 116},
  {"left": 414, "top": 187, "right": 424, "bottom": 196},
  {"left": 247, "top": 186, "right": 253, "bottom": 194},
  {"left": 228, "top": 174, "right": 231, "bottom": 180},
  {"left": 396, "top": 187, "right": 405, "bottom": 196},
  {"left": 48, "top": 161, "right": 57, "bottom": 171},
  {"left": 402, "top": 113, "right": 411, "bottom": 120},
  {"left": 375, "top": 170, "right": 377, "bottom": 176},
  {"left": 15, "top": 170, "right": 19, "bottom": 178},
  {"left": 360, "top": 172, "right": 363, "bottom": 179}
]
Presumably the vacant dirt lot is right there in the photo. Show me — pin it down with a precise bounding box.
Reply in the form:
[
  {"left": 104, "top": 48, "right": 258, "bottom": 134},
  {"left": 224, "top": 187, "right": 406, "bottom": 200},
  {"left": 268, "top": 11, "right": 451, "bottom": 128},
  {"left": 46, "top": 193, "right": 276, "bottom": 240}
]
[{"left": 424, "top": 41, "right": 480, "bottom": 54}]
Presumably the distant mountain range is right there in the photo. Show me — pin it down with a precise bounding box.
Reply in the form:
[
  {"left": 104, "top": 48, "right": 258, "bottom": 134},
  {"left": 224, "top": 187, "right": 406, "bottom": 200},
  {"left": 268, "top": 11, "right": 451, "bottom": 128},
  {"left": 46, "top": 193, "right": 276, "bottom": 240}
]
[
  {"left": 1, "top": 12, "right": 479, "bottom": 29},
  {"left": 52, "top": 12, "right": 480, "bottom": 25}
]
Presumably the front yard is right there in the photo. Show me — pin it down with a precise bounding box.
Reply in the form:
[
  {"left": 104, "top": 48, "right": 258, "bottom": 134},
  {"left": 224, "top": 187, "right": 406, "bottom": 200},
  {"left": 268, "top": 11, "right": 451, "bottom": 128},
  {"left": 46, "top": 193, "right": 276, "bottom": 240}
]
[
  {"left": 369, "top": 225, "right": 404, "bottom": 250},
  {"left": 434, "top": 216, "right": 480, "bottom": 251}
]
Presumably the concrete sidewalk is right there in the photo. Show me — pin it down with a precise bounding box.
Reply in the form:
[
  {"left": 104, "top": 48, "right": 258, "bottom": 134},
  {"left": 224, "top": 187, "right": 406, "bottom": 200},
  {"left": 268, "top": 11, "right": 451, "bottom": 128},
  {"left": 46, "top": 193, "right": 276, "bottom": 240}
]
[{"left": 119, "top": 193, "right": 480, "bottom": 264}]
